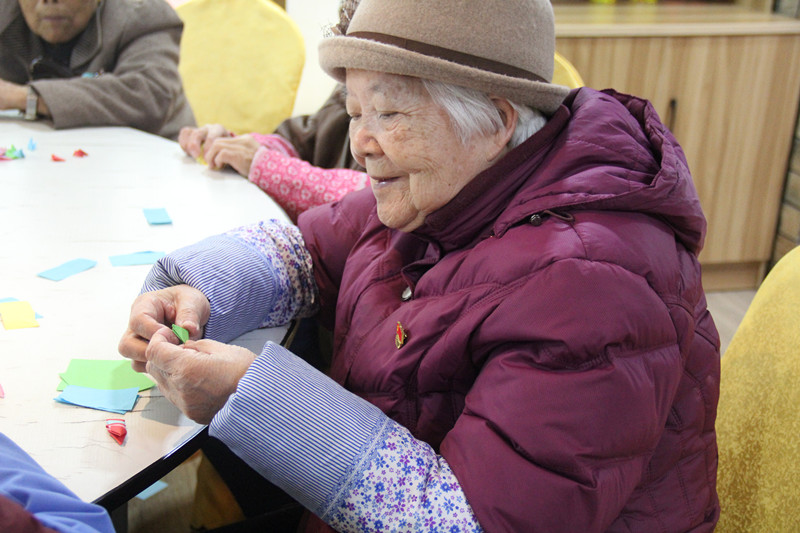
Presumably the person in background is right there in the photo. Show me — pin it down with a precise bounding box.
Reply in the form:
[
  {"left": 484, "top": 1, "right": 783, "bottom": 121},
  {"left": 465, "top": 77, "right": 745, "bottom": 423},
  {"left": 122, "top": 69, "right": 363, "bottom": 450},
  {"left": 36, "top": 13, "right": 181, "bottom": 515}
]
[
  {"left": 120, "top": 0, "right": 721, "bottom": 531},
  {"left": 0, "top": 0, "right": 195, "bottom": 140},
  {"left": 178, "top": 86, "right": 367, "bottom": 222},
  {"left": 0, "top": 432, "right": 114, "bottom": 533},
  {"left": 178, "top": 0, "right": 367, "bottom": 221}
]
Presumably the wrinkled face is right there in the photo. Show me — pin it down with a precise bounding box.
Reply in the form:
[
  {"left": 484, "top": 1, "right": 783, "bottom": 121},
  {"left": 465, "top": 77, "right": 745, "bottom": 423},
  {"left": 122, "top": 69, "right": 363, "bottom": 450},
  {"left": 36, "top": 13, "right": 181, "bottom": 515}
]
[
  {"left": 346, "top": 69, "right": 501, "bottom": 232},
  {"left": 18, "top": 0, "right": 98, "bottom": 44}
]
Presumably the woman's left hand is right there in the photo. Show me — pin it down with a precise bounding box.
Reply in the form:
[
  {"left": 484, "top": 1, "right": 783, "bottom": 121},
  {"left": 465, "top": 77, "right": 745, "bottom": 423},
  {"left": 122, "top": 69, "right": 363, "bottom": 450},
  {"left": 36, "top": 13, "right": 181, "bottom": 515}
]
[
  {"left": 204, "top": 134, "right": 261, "bottom": 175},
  {"left": 145, "top": 329, "right": 257, "bottom": 424}
]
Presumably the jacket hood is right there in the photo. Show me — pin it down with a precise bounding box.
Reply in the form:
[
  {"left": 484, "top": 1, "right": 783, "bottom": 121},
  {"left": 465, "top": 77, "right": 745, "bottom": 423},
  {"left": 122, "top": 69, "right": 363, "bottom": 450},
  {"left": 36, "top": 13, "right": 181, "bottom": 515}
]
[{"left": 421, "top": 88, "right": 707, "bottom": 255}]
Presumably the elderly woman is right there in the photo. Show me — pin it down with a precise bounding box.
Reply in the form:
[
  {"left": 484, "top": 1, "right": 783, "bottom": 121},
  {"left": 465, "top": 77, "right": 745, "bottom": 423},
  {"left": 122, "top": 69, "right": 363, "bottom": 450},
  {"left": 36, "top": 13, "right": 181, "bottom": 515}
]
[
  {"left": 0, "top": 0, "right": 194, "bottom": 139},
  {"left": 119, "top": 0, "right": 721, "bottom": 531}
]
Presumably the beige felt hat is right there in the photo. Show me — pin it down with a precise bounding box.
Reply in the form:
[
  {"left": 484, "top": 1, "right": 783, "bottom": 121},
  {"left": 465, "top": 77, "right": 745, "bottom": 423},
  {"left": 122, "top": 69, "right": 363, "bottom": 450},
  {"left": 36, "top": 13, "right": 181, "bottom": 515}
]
[{"left": 318, "top": 0, "right": 570, "bottom": 114}]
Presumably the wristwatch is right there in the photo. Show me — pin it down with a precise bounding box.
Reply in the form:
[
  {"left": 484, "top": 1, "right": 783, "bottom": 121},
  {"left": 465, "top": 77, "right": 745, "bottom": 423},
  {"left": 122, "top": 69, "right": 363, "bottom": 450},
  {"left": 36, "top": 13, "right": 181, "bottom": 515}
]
[{"left": 25, "top": 86, "right": 38, "bottom": 121}]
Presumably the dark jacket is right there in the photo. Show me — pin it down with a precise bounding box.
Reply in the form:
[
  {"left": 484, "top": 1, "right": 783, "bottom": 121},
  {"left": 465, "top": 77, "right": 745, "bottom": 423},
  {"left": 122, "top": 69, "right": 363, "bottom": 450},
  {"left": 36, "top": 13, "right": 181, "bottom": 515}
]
[
  {"left": 274, "top": 85, "right": 362, "bottom": 171},
  {"left": 0, "top": 0, "right": 195, "bottom": 139},
  {"left": 298, "top": 88, "right": 720, "bottom": 532}
]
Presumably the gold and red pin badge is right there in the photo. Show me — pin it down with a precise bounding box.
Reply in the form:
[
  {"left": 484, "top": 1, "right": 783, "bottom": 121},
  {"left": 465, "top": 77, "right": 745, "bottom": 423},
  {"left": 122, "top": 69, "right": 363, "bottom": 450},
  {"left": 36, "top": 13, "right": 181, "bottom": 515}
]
[
  {"left": 395, "top": 321, "right": 408, "bottom": 349},
  {"left": 106, "top": 418, "right": 127, "bottom": 445}
]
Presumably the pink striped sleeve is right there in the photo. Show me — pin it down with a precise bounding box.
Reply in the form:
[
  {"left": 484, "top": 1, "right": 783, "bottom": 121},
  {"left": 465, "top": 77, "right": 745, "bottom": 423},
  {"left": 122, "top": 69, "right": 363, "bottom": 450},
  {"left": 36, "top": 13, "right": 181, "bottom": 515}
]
[{"left": 248, "top": 147, "right": 369, "bottom": 221}]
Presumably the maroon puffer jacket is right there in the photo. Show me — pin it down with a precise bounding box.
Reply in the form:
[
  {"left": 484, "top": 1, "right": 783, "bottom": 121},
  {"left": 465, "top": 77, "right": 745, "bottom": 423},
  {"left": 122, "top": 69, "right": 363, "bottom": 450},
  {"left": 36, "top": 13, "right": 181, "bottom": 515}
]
[{"left": 298, "top": 88, "right": 720, "bottom": 532}]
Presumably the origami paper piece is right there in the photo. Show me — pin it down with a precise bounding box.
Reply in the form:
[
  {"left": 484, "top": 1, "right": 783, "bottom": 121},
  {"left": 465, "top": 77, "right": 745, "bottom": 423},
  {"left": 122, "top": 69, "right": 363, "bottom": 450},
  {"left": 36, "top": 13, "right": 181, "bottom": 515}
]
[
  {"left": 27, "top": 138, "right": 37, "bottom": 151},
  {"left": 57, "top": 359, "right": 155, "bottom": 392},
  {"left": 109, "top": 251, "right": 166, "bottom": 267},
  {"left": 7, "top": 145, "right": 24, "bottom": 158},
  {"left": 106, "top": 418, "right": 127, "bottom": 445},
  {"left": 143, "top": 208, "right": 172, "bottom": 225},
  {"left": 37, "top": 258, "right": 96, "bottom": 281},
  {"left": 1, "top": 145, "right": 24, "bottom": 160},
  {"left": 0, "top": 300, "right": 39, "bottom": 329},
  {"left": 172, "top": 324, "right": 189, "bottom": 344},
  {"left": 73, "top": 149, "right": 88, "bottom": 157},
  {"left": 51, "top": 154, "right": 65, "bottom": 162},
  {"left": 0, "top": 382, "right": 5, "bottom": 399},
  {"left": 55, "top": 385, "right": 139, "bottom": 414},
  {"left": 0, "top": 298, "right": 43, "bottom": 319},
  {"left": 136, "top": 480, "right": 168, "bottom": 500}
]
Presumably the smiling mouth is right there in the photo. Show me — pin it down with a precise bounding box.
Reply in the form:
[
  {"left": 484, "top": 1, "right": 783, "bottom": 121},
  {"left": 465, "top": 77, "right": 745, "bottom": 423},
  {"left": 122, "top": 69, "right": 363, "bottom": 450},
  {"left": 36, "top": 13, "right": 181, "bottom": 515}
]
[{"left": 370, "top": 176, "right": 401, "bottom": 189}]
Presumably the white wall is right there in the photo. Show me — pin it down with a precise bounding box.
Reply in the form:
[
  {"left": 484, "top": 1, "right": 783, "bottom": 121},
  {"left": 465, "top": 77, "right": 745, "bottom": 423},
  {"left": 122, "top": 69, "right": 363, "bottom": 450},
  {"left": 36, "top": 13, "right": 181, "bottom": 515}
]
[{"left": 286, "top": 0, "right": 341, "bottom": 116}]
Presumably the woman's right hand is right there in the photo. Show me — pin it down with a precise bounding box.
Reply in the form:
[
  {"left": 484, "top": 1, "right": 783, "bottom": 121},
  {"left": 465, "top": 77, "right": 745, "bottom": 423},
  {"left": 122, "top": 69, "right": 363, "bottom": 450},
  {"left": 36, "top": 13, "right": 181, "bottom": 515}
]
[
  {"left": 178, "top": 124, "right": 231, "bottom": 159},
  {"left": 118, "top": 285, "right": 210, "bottom": 373}
]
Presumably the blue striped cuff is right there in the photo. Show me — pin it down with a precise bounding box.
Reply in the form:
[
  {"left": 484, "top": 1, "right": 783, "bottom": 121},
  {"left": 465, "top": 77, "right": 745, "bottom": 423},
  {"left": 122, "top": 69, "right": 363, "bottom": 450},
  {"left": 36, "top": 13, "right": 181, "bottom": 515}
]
[
  {"left": 209, "top": 342, "right": 390, "bottom": 516},
  {"left": 142, "top": 234, "right": 279, "bottom": 342}
]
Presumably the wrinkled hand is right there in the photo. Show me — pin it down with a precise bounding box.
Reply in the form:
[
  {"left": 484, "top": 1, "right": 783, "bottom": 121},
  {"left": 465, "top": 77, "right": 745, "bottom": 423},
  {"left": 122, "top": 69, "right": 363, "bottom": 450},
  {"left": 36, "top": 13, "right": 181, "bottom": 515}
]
[
  {"left": 0, "top": 78, "right": 26, "bottom": 111},
  {"left": 118, "top": 285, "right": 210, "bottom": 373},
  {"left": 178, "top": 124, "right": 231, "bottom": 159},
  {"left": 202, "top": 134, "right": 261, "bottom": 175},
  {"left": 145, "top": 330, "right": 257, "bottom": 424}
]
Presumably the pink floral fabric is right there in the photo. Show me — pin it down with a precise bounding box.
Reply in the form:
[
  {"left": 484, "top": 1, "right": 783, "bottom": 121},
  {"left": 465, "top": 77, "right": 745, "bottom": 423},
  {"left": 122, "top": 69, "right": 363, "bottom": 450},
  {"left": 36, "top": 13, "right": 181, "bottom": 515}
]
[{"left": 248, "top": 134, "right": 368, "bottom": 221}]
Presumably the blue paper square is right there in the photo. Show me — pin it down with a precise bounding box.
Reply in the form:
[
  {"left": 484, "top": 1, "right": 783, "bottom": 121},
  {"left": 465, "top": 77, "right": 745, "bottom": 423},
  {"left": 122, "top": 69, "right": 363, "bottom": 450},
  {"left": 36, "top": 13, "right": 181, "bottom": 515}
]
[
  {"left": 143, "top": 208, "right": 172, "bottom": 225},
  {"left": 54, "top": 385, "right": 139, "bottom": 414},
  {"left": 37, "top": 259, "right": 97, "bottom": 281}
]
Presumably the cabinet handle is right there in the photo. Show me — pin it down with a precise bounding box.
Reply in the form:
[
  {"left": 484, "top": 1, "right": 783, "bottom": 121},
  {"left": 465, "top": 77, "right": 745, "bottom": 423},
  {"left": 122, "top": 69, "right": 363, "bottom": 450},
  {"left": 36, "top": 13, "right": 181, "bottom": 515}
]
[{"left": 667, "top": 98, "right": 678, "bottom": 132}]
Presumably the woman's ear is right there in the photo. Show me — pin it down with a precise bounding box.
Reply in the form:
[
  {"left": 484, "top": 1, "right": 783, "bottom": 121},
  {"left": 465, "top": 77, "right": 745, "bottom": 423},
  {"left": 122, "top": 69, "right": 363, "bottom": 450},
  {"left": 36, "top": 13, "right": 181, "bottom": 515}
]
[{"left": 488, "top": 96, "right": 518, "bottom": 161}]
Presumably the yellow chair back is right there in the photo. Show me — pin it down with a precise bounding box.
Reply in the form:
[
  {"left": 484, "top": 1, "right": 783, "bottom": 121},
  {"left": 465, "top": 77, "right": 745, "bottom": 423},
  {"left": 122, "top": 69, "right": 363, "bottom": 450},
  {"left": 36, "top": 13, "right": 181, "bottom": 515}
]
[
  {"left": 553, "top": 51, "right": 584, "bottom": 89},
  {"left": 175, "top": 0, "right": 305, "bottom": 135},
  {"left": 715, "top": 245, "right": 800, "bottom": 532}
]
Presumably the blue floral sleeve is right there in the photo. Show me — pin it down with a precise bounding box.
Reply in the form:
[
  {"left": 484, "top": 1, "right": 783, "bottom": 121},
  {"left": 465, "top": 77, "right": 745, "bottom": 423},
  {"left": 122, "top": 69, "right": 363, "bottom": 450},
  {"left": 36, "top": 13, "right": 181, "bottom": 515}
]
[
  {"left": 141, "top": 219, "right": 317, "bottom": 342},
  {"left": 210, "top": 342, "right": 483, "bottom": 532}
]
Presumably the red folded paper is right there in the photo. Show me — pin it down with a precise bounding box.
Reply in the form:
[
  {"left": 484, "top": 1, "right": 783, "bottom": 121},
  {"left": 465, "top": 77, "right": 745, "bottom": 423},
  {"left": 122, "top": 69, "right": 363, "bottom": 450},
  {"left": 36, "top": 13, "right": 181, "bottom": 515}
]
[
  {"left": 105, "top": 418, "right": 127, "bottom": 445},
  {"left": 51, "top": 154, "right": 65, "bottom": 162},
  {"left": 73, "top": 149, "right": 88, "bottom": 157}
]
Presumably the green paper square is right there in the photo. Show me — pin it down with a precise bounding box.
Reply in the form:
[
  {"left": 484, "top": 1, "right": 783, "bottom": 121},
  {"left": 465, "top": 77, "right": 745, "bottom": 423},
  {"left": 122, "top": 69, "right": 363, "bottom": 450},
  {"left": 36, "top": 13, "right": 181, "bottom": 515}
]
[{"left": 58, "top": 359, "right": 155, "bottom": 392}]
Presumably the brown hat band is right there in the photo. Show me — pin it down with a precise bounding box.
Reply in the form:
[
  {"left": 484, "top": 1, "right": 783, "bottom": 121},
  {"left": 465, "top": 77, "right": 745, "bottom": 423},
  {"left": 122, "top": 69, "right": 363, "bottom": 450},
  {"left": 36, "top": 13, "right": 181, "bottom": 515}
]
[{"left": 348, "top": 31, "right": 546, "bottom": 84}]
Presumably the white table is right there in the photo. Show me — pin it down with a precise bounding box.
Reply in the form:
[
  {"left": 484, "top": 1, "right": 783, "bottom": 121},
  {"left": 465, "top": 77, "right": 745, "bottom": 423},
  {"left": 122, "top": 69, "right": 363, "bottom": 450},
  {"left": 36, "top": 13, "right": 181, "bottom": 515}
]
[{"left": 0, "top": 117, "right": 289, "bottom": 513}]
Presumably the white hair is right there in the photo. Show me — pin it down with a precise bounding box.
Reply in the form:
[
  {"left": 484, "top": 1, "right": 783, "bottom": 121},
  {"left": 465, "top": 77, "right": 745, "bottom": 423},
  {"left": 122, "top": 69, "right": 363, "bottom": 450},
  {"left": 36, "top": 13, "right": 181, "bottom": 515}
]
[{"left": 421, "top": 79, "right": 547, "bottom": 148}]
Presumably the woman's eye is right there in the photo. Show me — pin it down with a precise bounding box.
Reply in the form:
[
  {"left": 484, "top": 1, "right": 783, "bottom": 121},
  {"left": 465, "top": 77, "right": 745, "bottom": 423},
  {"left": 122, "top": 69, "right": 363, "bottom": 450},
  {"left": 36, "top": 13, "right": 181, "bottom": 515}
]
[
  {"left": 348, "top": 114, "right": 361, "bottom": 121},
  {"left": 378, "top": 112, "right": 397, "bottom": 119}
]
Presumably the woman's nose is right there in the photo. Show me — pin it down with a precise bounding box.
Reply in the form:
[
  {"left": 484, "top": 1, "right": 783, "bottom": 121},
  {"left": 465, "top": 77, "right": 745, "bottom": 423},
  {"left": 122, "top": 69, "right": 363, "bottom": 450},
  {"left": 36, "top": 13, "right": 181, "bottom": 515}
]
[{"left": 350, "top": 118, "right": 382, "bottom": 160}]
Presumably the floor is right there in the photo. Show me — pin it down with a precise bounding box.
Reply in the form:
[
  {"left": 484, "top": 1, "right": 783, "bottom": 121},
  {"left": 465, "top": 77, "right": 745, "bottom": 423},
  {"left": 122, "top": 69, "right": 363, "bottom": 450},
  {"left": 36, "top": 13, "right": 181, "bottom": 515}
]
[
  {"left": 126, "top": 289, "right": 757, "bottom": 533},
  {"left": 128, "top": 452, "right": 200, "bottom": 533}
]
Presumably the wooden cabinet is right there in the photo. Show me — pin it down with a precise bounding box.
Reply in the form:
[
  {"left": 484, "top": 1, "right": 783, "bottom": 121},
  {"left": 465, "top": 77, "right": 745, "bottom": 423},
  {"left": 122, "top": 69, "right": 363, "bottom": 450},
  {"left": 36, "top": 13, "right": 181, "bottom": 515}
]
[{"left": 554, "top": 5, "right": 800, "bottom": 289}]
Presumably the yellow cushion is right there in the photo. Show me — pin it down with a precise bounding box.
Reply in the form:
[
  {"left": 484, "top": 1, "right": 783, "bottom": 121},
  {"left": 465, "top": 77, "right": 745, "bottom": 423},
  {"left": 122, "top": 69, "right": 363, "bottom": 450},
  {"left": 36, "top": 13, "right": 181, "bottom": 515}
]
[
  {"left": 176, "top": 0, "right": 305, "bottom": 135},
  {"left": 715, "top": 245, "right": 800, "bottom": 532},
  {"left": 553, "top": 51, "right": 584, "bottom": 89}
]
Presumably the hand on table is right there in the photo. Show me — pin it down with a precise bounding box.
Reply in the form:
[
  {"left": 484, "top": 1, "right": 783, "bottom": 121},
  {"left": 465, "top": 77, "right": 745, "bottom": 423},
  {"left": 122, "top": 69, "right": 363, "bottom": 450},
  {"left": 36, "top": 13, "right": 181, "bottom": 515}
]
[
  {"left": 118, "top": 285, "right": 210, "bottom": 373},
  {"left": 0, "top": 79, "right": 26, "bottom": 111},
  {"left": 202, "top": 134, "right": 261, "bottom": 175},
  {"left": 178, "top": 123, "right": 230, "bottom": 159},
  {"left": 178, "top": 124, "right": 261, "bottom": 176},
  {"left": 145, "top": 331, "right": 257, "bottom": 424}
]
